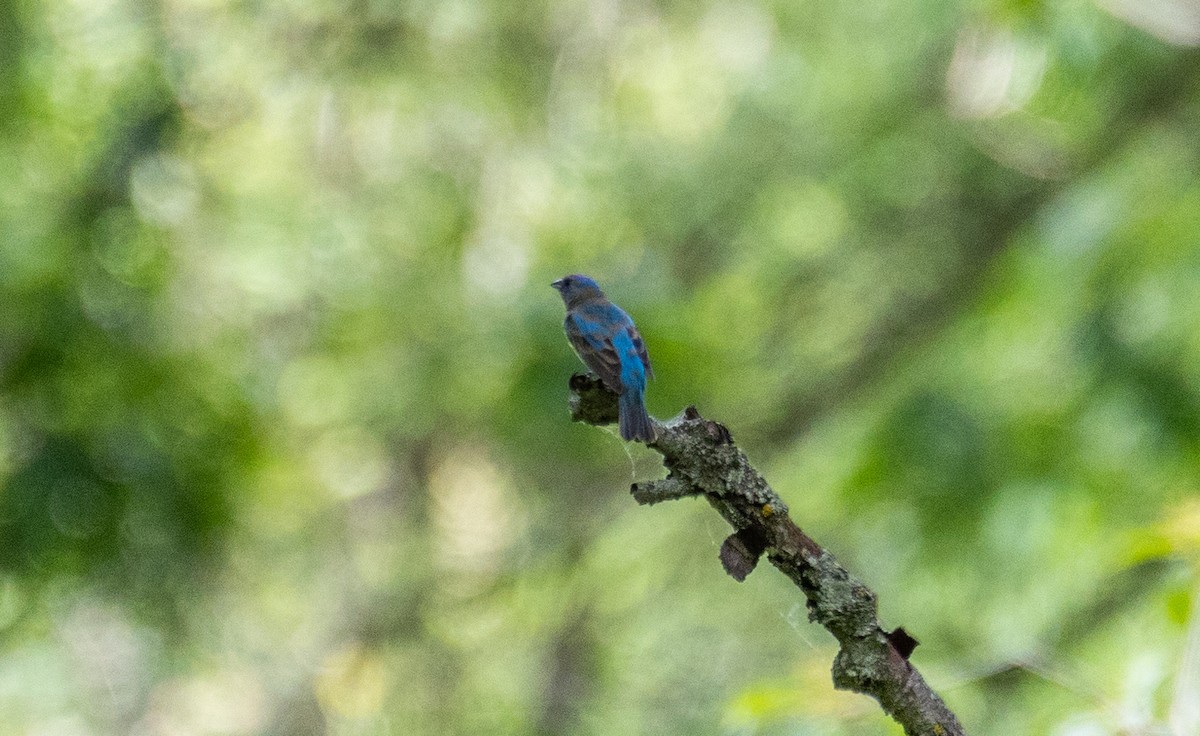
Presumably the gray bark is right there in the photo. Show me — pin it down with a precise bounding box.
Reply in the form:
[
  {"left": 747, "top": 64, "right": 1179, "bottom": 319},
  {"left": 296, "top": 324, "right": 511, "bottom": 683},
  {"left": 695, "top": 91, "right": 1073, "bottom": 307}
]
[{"left": 568, "top": 373, "right": 966, "bottom": 736}]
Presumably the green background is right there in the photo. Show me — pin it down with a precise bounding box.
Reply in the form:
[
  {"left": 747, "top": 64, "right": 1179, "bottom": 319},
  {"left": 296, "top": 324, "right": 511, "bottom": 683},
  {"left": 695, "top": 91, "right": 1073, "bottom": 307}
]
[{"left": 1, "top": 0, "right": 1199, "bottom": 733}]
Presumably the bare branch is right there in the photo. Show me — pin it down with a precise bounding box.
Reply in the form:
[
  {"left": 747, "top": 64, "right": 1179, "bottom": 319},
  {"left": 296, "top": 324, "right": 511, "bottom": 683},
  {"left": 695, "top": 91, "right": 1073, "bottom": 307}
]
[{"left": 569, "top": 373, "right": 966, "bottom": 736}]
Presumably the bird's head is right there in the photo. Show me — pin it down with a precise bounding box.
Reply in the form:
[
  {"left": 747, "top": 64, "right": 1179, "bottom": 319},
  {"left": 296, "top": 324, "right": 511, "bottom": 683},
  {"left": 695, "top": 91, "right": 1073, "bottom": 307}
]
[{"left": 551, "top": 274, "right": 604, "bottom": 306}]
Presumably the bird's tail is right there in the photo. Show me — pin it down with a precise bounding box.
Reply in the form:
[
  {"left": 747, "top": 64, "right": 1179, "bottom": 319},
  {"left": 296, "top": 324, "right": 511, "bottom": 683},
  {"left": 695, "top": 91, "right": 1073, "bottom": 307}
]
[{"left": 618, "top": 388, "right": 657, "bottom": 443}]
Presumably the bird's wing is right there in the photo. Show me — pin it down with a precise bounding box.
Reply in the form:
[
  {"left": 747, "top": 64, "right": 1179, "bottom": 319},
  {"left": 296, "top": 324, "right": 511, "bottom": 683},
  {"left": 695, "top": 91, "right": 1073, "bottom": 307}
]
[
  {"left": 628, "top": 325, "right": 653, "bottom": 380},
  {"left": 565, "top": 312, "right": 623, "bottom": 391}
]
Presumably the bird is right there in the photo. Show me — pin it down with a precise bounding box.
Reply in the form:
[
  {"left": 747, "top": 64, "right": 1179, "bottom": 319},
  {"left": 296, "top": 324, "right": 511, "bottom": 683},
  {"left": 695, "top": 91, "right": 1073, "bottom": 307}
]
[{"left": 552, "top": 274, "right": 656, "bottom": 442}]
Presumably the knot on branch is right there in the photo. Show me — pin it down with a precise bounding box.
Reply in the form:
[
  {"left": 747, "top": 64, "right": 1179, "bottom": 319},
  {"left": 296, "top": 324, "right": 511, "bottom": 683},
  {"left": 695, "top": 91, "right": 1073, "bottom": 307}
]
[
  {"left": 680, "top": 405, "right": 734, "bottom": 445},
  {"left": 719, "top": 527, "right": 769, "bottom": 582},
  {"left": 886, "top": 627, "right": 920, "bottom": 661}
]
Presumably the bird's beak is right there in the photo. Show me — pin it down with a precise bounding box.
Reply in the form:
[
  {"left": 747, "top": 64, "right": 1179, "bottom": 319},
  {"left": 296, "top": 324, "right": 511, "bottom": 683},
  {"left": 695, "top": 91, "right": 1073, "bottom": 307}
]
[{"left": 550, "top": 278, "right": 564, "bottom": 290}]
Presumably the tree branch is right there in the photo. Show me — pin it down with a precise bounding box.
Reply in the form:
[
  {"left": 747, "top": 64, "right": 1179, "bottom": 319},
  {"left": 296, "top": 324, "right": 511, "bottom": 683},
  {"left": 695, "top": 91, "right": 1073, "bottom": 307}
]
[{"left": 568, "top": 373, "right": 966, "bottom": 736}]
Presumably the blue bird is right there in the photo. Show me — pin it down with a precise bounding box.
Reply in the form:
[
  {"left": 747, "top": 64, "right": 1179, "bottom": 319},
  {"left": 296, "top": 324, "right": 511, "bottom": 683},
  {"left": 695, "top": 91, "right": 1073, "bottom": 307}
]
[{"left": 552, "top": 274, "right": 656, "bottom": 442}]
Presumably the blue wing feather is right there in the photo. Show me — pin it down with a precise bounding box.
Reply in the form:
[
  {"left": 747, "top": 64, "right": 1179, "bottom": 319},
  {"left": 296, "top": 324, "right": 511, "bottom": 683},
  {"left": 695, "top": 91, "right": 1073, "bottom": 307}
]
[{"left": 565, "top": 312, "right": 623, "bottom": 391}]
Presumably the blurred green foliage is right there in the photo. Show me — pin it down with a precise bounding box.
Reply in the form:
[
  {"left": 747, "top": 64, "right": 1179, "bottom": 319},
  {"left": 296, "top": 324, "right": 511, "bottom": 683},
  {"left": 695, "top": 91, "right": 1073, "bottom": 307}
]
[{"left": 1, "top": 0, "right": 1199, "bottom": 734}]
